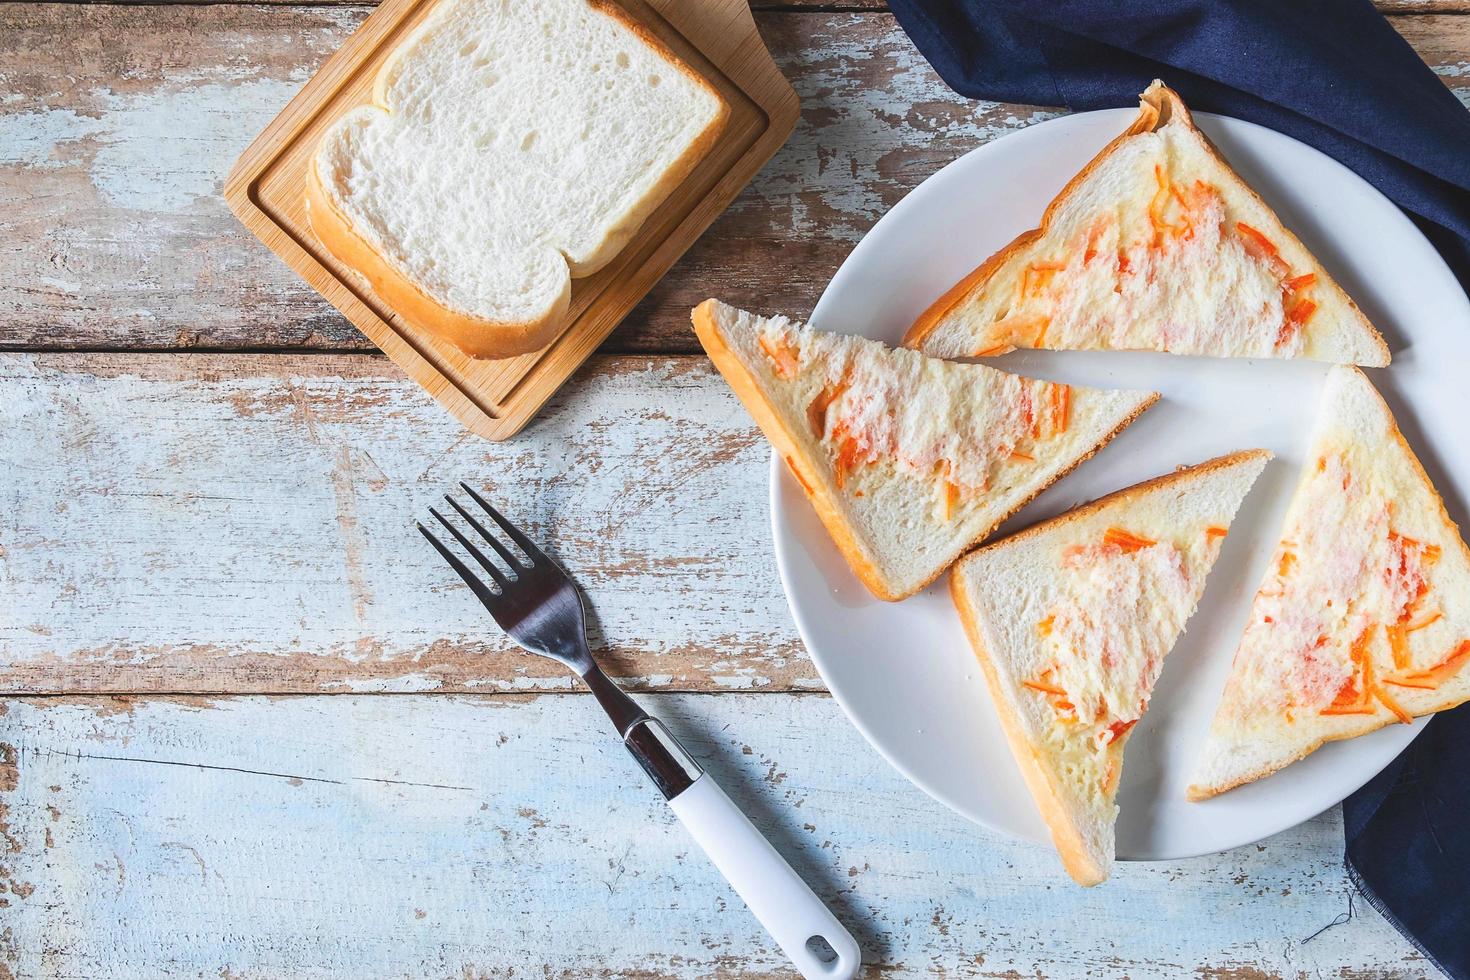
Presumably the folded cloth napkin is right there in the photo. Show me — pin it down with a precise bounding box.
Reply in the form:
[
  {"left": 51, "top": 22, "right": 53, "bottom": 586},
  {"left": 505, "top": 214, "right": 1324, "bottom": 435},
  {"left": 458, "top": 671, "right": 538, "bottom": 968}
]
[{"left": 884, "top": 0, "right": 1470, "bottom": 974}]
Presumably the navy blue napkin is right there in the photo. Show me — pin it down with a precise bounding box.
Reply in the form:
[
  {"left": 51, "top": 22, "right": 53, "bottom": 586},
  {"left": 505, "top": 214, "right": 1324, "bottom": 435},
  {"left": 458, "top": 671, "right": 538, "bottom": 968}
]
[{"left": 883, "top": 0, "right": 1470, "bottom": 973}]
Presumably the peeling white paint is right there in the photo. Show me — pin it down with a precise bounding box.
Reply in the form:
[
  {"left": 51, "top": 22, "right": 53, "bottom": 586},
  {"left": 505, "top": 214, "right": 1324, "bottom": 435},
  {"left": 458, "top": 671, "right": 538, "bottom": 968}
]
[
  {"left": 0, "top": 354, "right": 803, "bottom": 692},
  {"left": 0, "top": 695, "right": 1427, "bottom": 979},
  {"left": 1, "top": 79, "right": 302, "bottom": 212},
  {"left": 0, "top": 107, "right": 108, "bottom": 170},
  {"left": 90, "top": 79, "right": 303, "bottom": 211},
  {"left": 744, "top": 16, "right": 1063, "bottom": 243},
  {"left": 2, "top": 8, "right": 1465, "bottom": 346}
]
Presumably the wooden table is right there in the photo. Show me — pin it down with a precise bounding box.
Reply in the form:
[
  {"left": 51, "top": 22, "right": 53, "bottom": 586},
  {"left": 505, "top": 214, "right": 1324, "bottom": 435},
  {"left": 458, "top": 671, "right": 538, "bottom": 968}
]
[{"left": 1, "top": 2, "right": 1464, "bottom": 976}]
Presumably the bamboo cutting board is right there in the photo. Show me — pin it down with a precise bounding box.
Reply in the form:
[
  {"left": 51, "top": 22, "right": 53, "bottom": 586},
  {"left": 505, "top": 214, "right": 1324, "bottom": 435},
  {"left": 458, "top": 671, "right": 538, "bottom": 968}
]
[{"left": 224, "top": 0, "right": 797, "bottom": 440}]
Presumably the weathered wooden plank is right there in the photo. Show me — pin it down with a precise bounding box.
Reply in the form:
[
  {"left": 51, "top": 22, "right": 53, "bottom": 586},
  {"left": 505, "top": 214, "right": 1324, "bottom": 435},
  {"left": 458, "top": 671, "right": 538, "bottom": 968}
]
[
  {"left": 0, "top": 351, "right": 822, "bottom": 694},
  {"left": 1381, "top": 0, "right": 1470, "bottom": 9},
  {"left": 24, "top": 0, "right": 1470, "bottom": 13},
  {"left": 4, "top": 5, "right": 1465, "bottom": 354},
  {"left": 0, "top": 694, "right": 1428, "bottom": 978}
]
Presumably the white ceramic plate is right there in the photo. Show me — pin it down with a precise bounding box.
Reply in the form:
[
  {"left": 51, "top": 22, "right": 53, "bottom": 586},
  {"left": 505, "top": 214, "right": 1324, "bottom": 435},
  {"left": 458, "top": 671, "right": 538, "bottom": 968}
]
[{"left": 772, "top": 108, "right": 1470, "bottom": 860}]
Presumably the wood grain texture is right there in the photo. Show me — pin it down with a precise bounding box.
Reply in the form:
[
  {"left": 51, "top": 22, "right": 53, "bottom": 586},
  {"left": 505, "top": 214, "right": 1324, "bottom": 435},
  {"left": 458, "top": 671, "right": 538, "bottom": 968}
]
[
  {"left": 0, "top": 351, "right": 817, "bottom": 694},
  {"left": 25, "top": 0, "right": 1470, "bottom": 12},
  {"left": 5, "top": 6, "right": 1466, "bottom": 355},
  {"left": 225, "top": 0, "right": 797, "bottom": 439},
  {"left": 0, "top": 694, "right": 1429, "bottom": 978}
]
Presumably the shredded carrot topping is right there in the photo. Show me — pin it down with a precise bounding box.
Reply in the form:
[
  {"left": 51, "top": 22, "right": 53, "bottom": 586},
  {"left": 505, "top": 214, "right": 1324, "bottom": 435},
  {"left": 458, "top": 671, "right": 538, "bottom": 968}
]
[
  {"left": 830, "top": 425, "right": 864, "bottom": 490},
  {"left": 1048, "top": 384, "right": 1071, "bottom": 435},
  {"left": 1022, "top": 667, "right": 1066, "bottom": 696},
  {"left": 1385, "top": 640, "right": 1470, "bottom": 690},
  {"left": 1021, "top": 261, "right": 1065, "bottom": 300},
  {"left": 758, "top": 334, "right": 800, "bottom": 379},
  {"left": 1322, "top": 625, "right": 1377, "bottom": 715},
  {"left": 1146, "top": 164, "right": 1201, "bottom": 246},
  {"left": 1278, "top": 551, "right": 1297, "bottom": 578},
  {"left": 940, "top": 480, "right": 960, "bottom": 522},
  {"left": 1148, "top": 166, "right": 1170, "bottom": 246},
  {"left": 1083, "top": 221, "right": 1106, "bottom": 264},
  {"left": 1236, "top": 221, "right": 1279, "bottom": 259},
  {"left": 1374, "top": 684, "right": 1414, "bottom": 725},
  {"left": 1036, "top": 615, "right": 1054, "bottom": 637},
  {"left": 1010, "top": 449, "right": 1035, "bottom": 463},
  {"left": 1406, "top": 611, "right": 1443, "bottom": 632},
  {"left": 1387, "top": 623, "right": 1412, "bottom": 672},
  {"left": 1103, "top": 527, "right": 1157, "bottom": 553},
  {"left": 1381, "top": 605, "right": 1440, "bottom": 675},
  {"left": 1206, "top": 526, "right": 1229, "bottom": 538},
  {"left": 1286, "top": 298, "right": 1318, "bottom": 327},
  {"left": 1286, "top": 273, "right": 1318, "bottom": 291},
  {"left": 1021, "top": 668, "right": 1079, "bottom": 721},
  {"left": 1101, "top": 719, "right": 1137, "bottom": 744},
  {"left": 1276, "top": 297, "right": 1318, "bottom": 349},
  {"left": 1320, "top": 700, "right": 1374, "bottom": 716}
]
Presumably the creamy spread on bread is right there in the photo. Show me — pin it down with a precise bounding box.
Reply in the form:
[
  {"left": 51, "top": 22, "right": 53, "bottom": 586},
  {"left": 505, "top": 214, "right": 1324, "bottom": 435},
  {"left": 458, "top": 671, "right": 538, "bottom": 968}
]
[
  {"left": 909, "top": 83, "right": 1397, "bottom": 368},
  {"left": 980, "top": 134, "right": 1319, "bottom": 360},
  {"left": 1024, "top": 526, "right": 1219, "bottom": 790},
  {"left": 1224, "top": 449, "right": 1462, "bottom": 725},
  {"left": 755, "top": 318, "right": 1070, "bottom": 502},
  {"left": 1047, "top": 535, "right": 1194, "bottom": 731},
  {"left": 1189, "top": 370, "right": 1468, "bottom": 801}
]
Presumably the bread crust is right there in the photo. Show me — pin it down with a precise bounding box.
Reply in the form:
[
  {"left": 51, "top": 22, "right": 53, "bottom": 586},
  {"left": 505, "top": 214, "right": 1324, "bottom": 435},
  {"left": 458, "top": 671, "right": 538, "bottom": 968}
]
[
  {"left": 954, "top": 450, "right": 1271, "bottom": 882},
  {"left": 950, "top": 562, "right": 1109, "bottom": 886},
  {"left": 307, "top": 0, "right": 730, "bottom": 360},
  {"left": 693, "top": 300, "right": 1157, "bottom": 601},
  {"left": 1188, "top": 370, "right": 1470, "bottom": 800},
  {"left": 305, "top": 166, "right": 567, "bottom": 358},
  {"left": 690, "top": 299, "right": 897, "bottom": 599},
  {"left": 974, "top": 448, "right": 1272, "bottom": 555},
  {"left": 903, "top": 81, "right": 1389, "bottom": 367}
]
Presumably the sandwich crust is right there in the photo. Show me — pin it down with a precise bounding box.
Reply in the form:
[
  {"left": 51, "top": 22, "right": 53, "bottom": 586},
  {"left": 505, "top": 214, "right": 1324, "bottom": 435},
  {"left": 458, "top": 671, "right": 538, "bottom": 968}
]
[
  {"left": 691, "top": 299, "right": 896, "bottom": 598},
  {"left": 950, "top": 563, "right": 1110, "bottom": 886}
]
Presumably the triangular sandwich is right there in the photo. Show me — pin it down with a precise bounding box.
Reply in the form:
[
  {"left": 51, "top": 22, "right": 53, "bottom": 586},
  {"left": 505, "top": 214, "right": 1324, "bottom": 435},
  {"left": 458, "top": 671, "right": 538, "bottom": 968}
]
[
  {"left": 692, "top": 299, "right": 1159, "bottom": 600},
  {"left": 1189, "top": 367, "right": 1470, "bottom": 800},
  {"left": 904, "top": 81, "right": 1388, "bottom": 367},
  {"left": 951, "top": 451, "right": 1271, "bottom": 884}
]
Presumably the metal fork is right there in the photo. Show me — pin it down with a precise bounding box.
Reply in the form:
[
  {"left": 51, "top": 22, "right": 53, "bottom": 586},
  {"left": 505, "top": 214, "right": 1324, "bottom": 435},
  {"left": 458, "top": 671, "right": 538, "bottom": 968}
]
[{"left": 419, "top": 484, "right": 860, "bottom": 980}]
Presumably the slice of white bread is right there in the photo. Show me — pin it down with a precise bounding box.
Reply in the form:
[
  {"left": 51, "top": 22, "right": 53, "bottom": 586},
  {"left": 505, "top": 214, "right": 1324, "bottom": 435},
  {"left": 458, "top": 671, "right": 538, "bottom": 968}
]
[
  {"left": 307, "top": 0, "right": 729, "bottom": 359},
  {"left": 904, "top": 81, "right": 1388, "bottom": 367},
  {"left": 951, "top": 450, "right": 1270, "bottom": 885},
  {"left": 1189, "top": 368, "right": 1470, "bottom": 800},
  {"left": 692, "top": 298, "right": 1159, "bottom": 601}
]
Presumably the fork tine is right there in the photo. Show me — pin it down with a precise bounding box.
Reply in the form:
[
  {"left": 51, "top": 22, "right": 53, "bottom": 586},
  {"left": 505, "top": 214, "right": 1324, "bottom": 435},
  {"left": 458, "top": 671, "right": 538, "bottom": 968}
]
[
  {"left": 445, "top": 495, "right": 524, "bottom": 572},
  {"left": 417, "top": 522, "right": 502, "bottom": 607},
  {"left": 429, "top": 507, "right": 509, "bottom": 589},
  {"left": 458, "top": 483, "right": 552, "bottom": 566}
]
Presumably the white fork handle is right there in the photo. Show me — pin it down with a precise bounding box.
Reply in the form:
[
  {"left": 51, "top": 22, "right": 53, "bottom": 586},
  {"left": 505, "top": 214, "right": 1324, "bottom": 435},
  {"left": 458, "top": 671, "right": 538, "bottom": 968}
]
[{"left": 668, "top": 773, "right": 861, "bottom": 980}]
